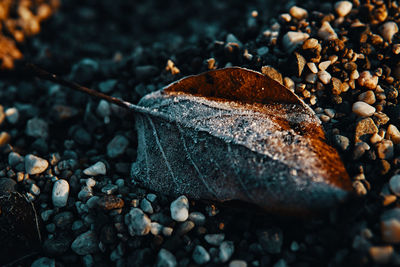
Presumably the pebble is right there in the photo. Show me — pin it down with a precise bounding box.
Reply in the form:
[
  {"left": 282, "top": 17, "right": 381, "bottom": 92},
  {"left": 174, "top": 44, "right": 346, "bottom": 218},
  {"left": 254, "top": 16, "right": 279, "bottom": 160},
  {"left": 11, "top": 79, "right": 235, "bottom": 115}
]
[
  {"left": 369, "top": 246, "right": 394, "bottom": 264},
  {"left": 86, "top": 196, "right": 100, "bottom": 209},
  {"left": 25, "top": 154, "right": 49, "bottom": 175},
  {"left": 334, "top": 135, "right": 350, "bottom": 151},
  {"left": 8, "top": 151, "right": 23, "bottom": 167},
  {"left": 73, "top": 127, "right": 91, "bottom": 145},
  {"left": 335, "top": 1, "right": 352, "bottom": 17},
  {"left": 386, "top": 125, "right": 400, "bottom": 144},
  {"left": 352, "top": 101, "right": 376, "bottom": 117},
  {"left": 358, "top": 91, "right": 376, "bottom": 105},
  {"left": 26, "top": 117, "right": 49, "bottom": 139},
  {"left": 176, "top": 220, "right": 195, "bottom": 236},
  {"left": 96, "top": 100, "right": 111, "bottom": 121},
  {"left": 98, "top": 79, "right": 117, "bottom": 93},
  {"left": 302, "top": 38, "right": 319, "bottom": 50},
  {"left": 380, "top": 21, "right": 398, "bottom": 43},
  {"left": 107, "top": 135, "right": 129, "bottom": 158},
  {"left": 205, "top": 233, "right": 225, "bottom": 246},
  {"left": 71, "top": 230, "right": 99, "bottom": 255},
  {"left": 257, "top": 46, "right": 269, "bottom": 56},
  {"left": 101, "top": 184, "right": 118, "bottom": 195},
  {"left": 219, "top": 241, "right": 235, "bottom": 263},
  {"left": 389, "top": 175, "right": 400, "bottom": 197},
  {"left": 282, "top": 31, "right": 309, "bottom": 51},
  {"left": 318, "top": 21, "right": 338, "bottom": 40},
  {"left": 31, "top": 257, "right": 55, "bottom": 267},
  {"left": 83, "top": 161, "right": 106, "bottom": 176},
  {"left": 52, "top": 179, "right": 69, "bottom": 207},
  {"left": 229, "top": 260, "right": 248, "bottom": 267},
  {"left": 289, "top": 6, "right": 308, "bottom": 20},
  {"left": 353, "top": 142, "right": 370, "bottom": 160},
  {"left": 98, "top": 195, "right": 124, "bottom": 210},
  {"left": 156, "top": 248, "right": 177, "bottom": 267},
  {"left": 0, "top": 131, "right": 10, "bottom": 146},
  {"left": 189, "top": 212, "right": 206, "bottom": 226},
  {"left": 307, "top": 62, "right": 318, "bottom": 73},
  {"left": 5, "top": 107, "right": 19, "bottom": 124},
  {"left": 355, "top": 118, "right": 378, "bottom": 143},
  {"left": 226, "top": 33, "right": 243, "bottom": 48},
  {"left": 376, "top": 140, "right": 394, "bottom": 160},
  {"left": 381, "top": 208, "right": 400, "bottom": 243},
  {"left": 125, "top": 208, "right": 151, "bottom": 236},
  {"left": 261, "top": 66, "right": 283, "bottom": 84},
  {"left": 358, "top": 71, "right": 378, "bottom": 90},
  {"left": 150, "top": 222, "right": 163, "bottom": 235},
  {"left": 318, "top": 60, "right": 331, "bottom": 71},
  {"left": 147, "top": 193, "right": 157, "bottom": 202},
  {"left": 140, "top": 198, "right": 154, "bottom": 214},
  {"left": 193, "top": 245, "right": 210, "bottom": 265},
  {"left": 317, "top": 70, "right": 331, "bottom": 85},
  {"left": 170, "top": 195, "right": 189, "bottom": 222}
]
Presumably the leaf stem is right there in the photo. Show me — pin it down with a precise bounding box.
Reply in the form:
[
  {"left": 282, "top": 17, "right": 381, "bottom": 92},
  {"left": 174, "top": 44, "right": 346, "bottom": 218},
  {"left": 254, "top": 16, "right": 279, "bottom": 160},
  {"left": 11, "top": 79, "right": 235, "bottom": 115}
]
[{"left": 26, "top": 63, "right": 135, "bottom": 110}]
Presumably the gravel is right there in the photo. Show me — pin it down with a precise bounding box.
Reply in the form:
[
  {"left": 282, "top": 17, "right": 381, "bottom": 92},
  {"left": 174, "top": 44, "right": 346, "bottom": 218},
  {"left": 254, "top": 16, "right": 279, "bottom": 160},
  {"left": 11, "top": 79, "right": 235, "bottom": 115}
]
[{"left": 3, "top": 0, "right": 400, "bottom": 266}]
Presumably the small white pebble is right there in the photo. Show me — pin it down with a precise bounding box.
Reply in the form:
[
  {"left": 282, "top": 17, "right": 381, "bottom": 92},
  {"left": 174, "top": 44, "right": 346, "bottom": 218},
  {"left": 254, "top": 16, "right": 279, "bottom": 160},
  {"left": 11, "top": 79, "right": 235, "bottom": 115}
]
[
  {"left": 170, "top": 195, "right": 189, "bottom": 222},
  {"left": 352, "top": 101, "right": 376, "bottom": 117},
  {"left": 318, "top": 21, "right": 338, "bottom": 40},
  {"left": 350, "top": 69, "right": 360, "bottom": 80},
  {"left": 52, "top": 179, "right": 69, "bottom": 208},
  {"left": 318, "top": 70, "right": 332, "bottom": 85},
  {"left": 358, "top": 90, "right": 376, "bottom": 105},
  {"left": 324, "top": 108, "right": 336, "bottom": 118},
  {"left": 335, "top": 1, "right": 353, "bottom": 17},
  {"left": 83, "top": 161, "right": 106, "bottom": 176},
  {"left": 289, "top": 6, "right": 308, "bottom": 20},
  {"left": 380, "top": 21, "right": 398, "bottom": 43},
  {"left": 5, "top": 107, "right": 19, "bottom": 124},
  {"left": 358, "top": 71, "right": 378, "bottom": 90},
  {"left": 307, "top": 62, "right": 318, "bottom": 73},
  {"left": 280, "top": 13, "right": 291, "bottom": 22},
  {"left": 387, "top": 124, "right": 400, "bottom": 144},
  {"left": 318, "top": 60, "right": 331, "bottom": 71},
  {"left": 282, "top": 31, "right": 309, "bottom": 51}
]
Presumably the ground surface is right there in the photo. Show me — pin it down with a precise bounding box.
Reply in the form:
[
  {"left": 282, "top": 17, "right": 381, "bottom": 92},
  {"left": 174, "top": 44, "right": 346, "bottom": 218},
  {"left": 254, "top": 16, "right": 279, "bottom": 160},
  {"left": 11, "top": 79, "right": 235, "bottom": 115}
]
[{"left": 1, "top": 0, "right": 400, "bottom": 266}]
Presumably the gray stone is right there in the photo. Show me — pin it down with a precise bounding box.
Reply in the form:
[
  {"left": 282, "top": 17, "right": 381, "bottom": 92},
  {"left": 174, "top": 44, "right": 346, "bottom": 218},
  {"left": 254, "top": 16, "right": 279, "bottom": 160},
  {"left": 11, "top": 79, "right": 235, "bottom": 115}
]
[
  {"left": 8, "top": 151, "right": 23, "bottom": 167},
  {"left": 53, "top": 211, "right": 74, "bottom": 229},
  {"left": 99, "top": 79, "right": 117, "bottom": 93},
  {"left": 156, "top": 248, "right": 177, "bottom": 267},
  {"left": 5, "top": 107, "right": 19, "bottom": 124},
  {"left": 170, "top": 195, "right": 189, "bottom": 222},
  {"left": 189, "top": 212, "right": 206, "bottom": 226},
  {"left": 30, "top": 183, "right": 40, "bottom": 196},
  {"left": 25, "top": 154, "right": 48, "bottom": 175},
  {"left": 389, "top": 175, "right": 400, "bottom": 196},
  {"left": 31, "top": 257, "right": 55, "bottom": 267},
  {"left": 26, "top": 117, "right": 48, "bottom": 139},
  {"left": 334, "top": 135, "right": 349, "bottom": 151},
  {"left": 125, "top": 208, "right": 151, "bottom": 236},
  {"left": 83, "top": 161, "right": 106, "bottom": 176},
  {"left": 101, "top": 184, "right": 118, "bottom": 195},
  {"left": 229, "top": 260, "right": 248, "bottom": 267},
  {"left": 71, "top": 230, "right": 99, "bottom": 255},
  {"left": 52, "top": 179, "right": 69, "bottom": 207},
  {"left": 73, "top": 127, "right": 91, "bottom": 145},
  {"left": 219, "top": 241, "right": 235, "bottom": 263},
  {"left": 140, "top": 198, "right": 154, "bottom": 214},
  {"left": 192, "top": 245, "right": 210, "bottom": 265},
  {"left": 107, "top": 135, "right": 129, "bottom": 158},
  {"left": 205, "top": 233, "right": 225, "bottom": 246}
]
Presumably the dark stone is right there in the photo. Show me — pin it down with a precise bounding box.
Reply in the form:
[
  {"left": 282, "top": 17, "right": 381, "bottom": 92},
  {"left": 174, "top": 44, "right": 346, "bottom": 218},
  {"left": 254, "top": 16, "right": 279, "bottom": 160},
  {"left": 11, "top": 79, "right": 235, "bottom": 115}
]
[
  {"left": 258, "top": 228, "right": 283, "bottom": 254},
  {"left": 127, "top": 248, "right": 153, "bottom": 267},
  {"left": 43, "top": 232, "right": 73, "bottom": 255},
  {"left": 53, "top": 211, "right": 74, "bottom": 229},
  {"left": 134, "top": 65, "right": 159, "bottom": 81},
  {"left": 73, "top": 127, "right": 92, "bottom": 146},
  {"left": 100, "top": 224, "right": 117, "bottom": 245}
]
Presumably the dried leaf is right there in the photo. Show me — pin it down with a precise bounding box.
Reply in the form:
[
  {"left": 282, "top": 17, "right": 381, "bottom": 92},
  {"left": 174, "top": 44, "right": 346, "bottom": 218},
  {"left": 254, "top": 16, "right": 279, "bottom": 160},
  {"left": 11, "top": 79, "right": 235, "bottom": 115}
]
[
  {"left": 29, "top": 65, "right": 353, "bottom": 214},
  {"left": 131, "top": 67, "right": 352, "bottom": 214}
]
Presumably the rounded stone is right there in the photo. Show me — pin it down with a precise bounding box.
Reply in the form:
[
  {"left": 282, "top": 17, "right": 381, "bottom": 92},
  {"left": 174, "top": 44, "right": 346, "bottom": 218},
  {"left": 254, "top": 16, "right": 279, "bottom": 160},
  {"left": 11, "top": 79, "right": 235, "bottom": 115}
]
[
  {"left": 352, "top": 101, "right": 376, "bottom": 117},
  {"left": 71, "top": 230, "right": 99, "bottom": 255},
  {"left": 25, "top": 154, "right": 49, "bottom": 175},
  {"left": 335, "top": 1, "right": 352, "bottom": 17},
  {"left": 52, "top": 179, "right": 69, "bottom": 207},
  {"left": 170, "top": 195, "right": 189, "bottom": 222}
]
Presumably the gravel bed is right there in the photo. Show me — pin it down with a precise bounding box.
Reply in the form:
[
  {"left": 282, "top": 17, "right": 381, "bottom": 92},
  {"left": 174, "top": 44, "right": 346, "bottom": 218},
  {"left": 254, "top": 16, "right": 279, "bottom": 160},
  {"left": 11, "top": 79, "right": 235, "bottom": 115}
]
[{"left": 2, "top": 0, "right": 400, "bottom": 266}]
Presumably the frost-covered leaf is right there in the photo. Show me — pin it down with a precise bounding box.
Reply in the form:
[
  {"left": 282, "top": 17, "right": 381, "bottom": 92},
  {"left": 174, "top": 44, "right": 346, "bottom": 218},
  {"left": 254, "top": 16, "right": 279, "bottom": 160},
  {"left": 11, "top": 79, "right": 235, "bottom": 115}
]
[{"left": 131, "top": 67, "right": 352, "bottom": 214}]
